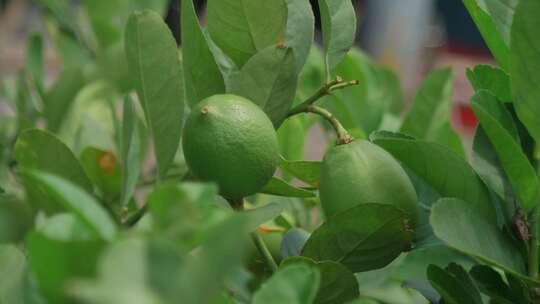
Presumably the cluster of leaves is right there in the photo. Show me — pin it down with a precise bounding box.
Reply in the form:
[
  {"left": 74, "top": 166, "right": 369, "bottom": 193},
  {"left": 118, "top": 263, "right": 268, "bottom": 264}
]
[{"left": 0, "top": 0, "right": 539, "bottom": 303}]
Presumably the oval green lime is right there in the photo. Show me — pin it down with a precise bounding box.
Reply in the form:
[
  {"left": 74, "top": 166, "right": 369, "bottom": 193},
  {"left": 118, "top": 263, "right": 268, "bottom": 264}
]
[
  {"left": 319, "top": 140, "right": 418, "bottom": 226},
  {"left": 182, "top": 94, "right": 279, "bottom": 200}
]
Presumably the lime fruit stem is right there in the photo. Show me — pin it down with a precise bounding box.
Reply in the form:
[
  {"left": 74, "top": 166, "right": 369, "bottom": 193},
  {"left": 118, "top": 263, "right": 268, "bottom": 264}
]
[
  {"left": 288, "top": 105, "right": 353, "bottom": 145},
  {"left": 233, "top": 199, "right": 279, "bottom": 273}
]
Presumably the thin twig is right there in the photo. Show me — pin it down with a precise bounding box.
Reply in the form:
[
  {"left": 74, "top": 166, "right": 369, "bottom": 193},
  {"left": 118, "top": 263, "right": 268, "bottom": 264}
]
[
  {"left": 287, "top": 76, "right": 359, "bottom": 116},
  {"left": 251, "top": 231, "right": 279, "bottom": 273},
  {"left": 234, "top": 199, "right": 279, "bottom": 273}
]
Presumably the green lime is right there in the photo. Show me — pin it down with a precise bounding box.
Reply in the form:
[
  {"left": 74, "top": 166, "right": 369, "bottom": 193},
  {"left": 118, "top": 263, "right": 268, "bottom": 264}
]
[
  {"left": 182, "top": 94, "right": 279, "bottom": 200},
  {"left": 319, "top": 140, "right": 418, "bottom": 226}
]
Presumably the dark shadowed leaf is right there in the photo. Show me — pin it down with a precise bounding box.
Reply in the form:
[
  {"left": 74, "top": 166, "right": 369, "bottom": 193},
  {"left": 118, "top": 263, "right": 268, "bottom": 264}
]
[
  {"left": 427, "top": 264, "right": 482, "bottom": 304},
  {"left": 125, "top": 10, "right": 184, "bottom": 178},
  {"left": 470, "top": 265, "right": 526, "bottom": 304},
  {"left": 471, "top": 90, "right": 539, "bottom": 211},
  {"left": 302, "top": 203, "right": 413, "bottom": 273},
  {"left": 471, "top": 126, "right": 514, "bottom": 223}
]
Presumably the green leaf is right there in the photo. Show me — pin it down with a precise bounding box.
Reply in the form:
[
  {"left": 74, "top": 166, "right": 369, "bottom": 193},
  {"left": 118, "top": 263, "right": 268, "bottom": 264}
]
[
  {"left": 36, "top": 213, "right": 95, "bottom": 241},
  {"left": 282, "top": 256, "right": 359, "bottom": 304},
  {"left": 175, "top": 214, "right": 251, "bottom": 303},
  {"left": 466, "top": 64, "right": 511, "bottom": 102},
  {"left": 427, "top": 264, "right": 482, "bottom": 304},
  {"left": 402, "top": 168, "right": 442, "bottom": 248},
  {"left": 372, "top": 133, "right": 494, "bottom": 221},
  {"left": 0, "top": 197, "right": 33, "bottom": 243},
  {"left": 253, "top": 263, "right": 320, "bottom": 304},
  {"left": 281, "top": 228, "right": 310, "bottom": 259},
  {"left": 476, "top": 0, "right": 517, "bottom": 47},
  {"left": 120, "top": 97, "right": 141, "bottom": 206},
  {"left": 469, "top": 265, "right": 526, "bottom": 304},
  {"left": 400, "top": 68, "right": 463, "bottom": 155},
  {"left": 324, "top": 48, "right": 396, "bottom": 134},
  {"left": 430, "top": 198, "right": 526, "bottom": 277},
  {"left": 148, "top": 182, "right": 237, "bottom": 248},
  {"left": 471, "top": 91, "right": 539, "bottom": 211},
  {"left": 207, "top": 0, "right": 287, "bottom": 68},
  {"left": 285, "top": 0, "right": 315, "bottom": 73},
  {"left": 279, "top": 157, "right": 321, "bottom": 187},
  {"left": 278, "top": 117, "right": 305, "bottom": 163},
  {"left": 390, "top": 245, "right": 474, "bottom": 283},
  {"left": 15, "top": 129, "right": 93, "bottom": 213},
  {"left": 26, "top": 32, "right": 44, "bottom": 91},
  {"left": 14, "top": 72, "right": 36, "bottom": 131},
  {"left": 24, "top": 171, "right": 117, "bottom": 242},
  {"left": 80, "top": 147, "right": 122, "bottom": 201},
  {"left": 181, "top": 0, "right": 225, "bottom": 107},
  {"left": 510, "top": 0, "right": 540, "bottom": 143},
  {"left": 27, "top": 232, "right": 105, "bottom": 304},
  {"left": 125, "top": 10, "right": 184, "bottom": 178},
  {"left": 302, "top": 203, "right": 413, "bottom": 273},
  {"left": 378, "top": 66, "right": 404, "bottom": 115},
  {"left": 70, "top": 238, "right": 161, "bottom": 303},
  {"left": 0, "top": 245, "right": 26, "bottom": 304},
  {"left": 471, "top": 127, "right": 513, "bottom": 208},
  {"left": 259, "top": 177, "right": 316, "bottom": 198},
  {"left": 228, "top": 46, "right": 297, "bottom": 127},
  {"left": 432, "top": 122, "right": 466, "bottom": 158},
  {"left": 43, "top": 67, "right": 86, "bottom": 132},
  {"left": 82, "top": 0, "right": 168, "bottom": 50},
  {"left": 463, "top": 0, "right": 511, "bottom": 70},
  {"left": 44, "top": 17, "right": 92, "bottom": 69},
  {"left": 244, "top": 203, "right": 284, "bottom": 232},
  {"left": 318, "top": 0, "right": 357, "bottom": 78}
]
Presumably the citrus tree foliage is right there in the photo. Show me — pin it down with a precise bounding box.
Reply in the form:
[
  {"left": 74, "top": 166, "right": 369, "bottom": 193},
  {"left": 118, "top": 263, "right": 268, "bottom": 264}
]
[{"left": 1, "top": 0, "right": 540, "bottom": 303}]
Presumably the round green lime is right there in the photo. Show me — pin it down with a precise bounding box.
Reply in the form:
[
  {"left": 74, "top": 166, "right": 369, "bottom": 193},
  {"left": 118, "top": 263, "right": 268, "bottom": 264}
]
[
  {"left": 319, "top": 140, "right": 418, "bottom": 226},
  {"left": 182, "top": 94, "right": 279, "bottom": 200}
]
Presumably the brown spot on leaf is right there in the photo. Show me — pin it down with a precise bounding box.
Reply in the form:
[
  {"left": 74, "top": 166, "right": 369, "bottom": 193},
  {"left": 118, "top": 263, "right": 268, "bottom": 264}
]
[{"left": 99, "top": 151, "right": 117, "bottom": 175}]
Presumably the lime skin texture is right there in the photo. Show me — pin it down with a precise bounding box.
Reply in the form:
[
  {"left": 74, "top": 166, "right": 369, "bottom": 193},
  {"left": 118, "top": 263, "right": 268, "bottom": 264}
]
[
  {"left": 182, "top": 94, "right": 279, "bottom": 201},
  {"left": 319, "top": 140, "right": 418, "bottom": 226}
]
